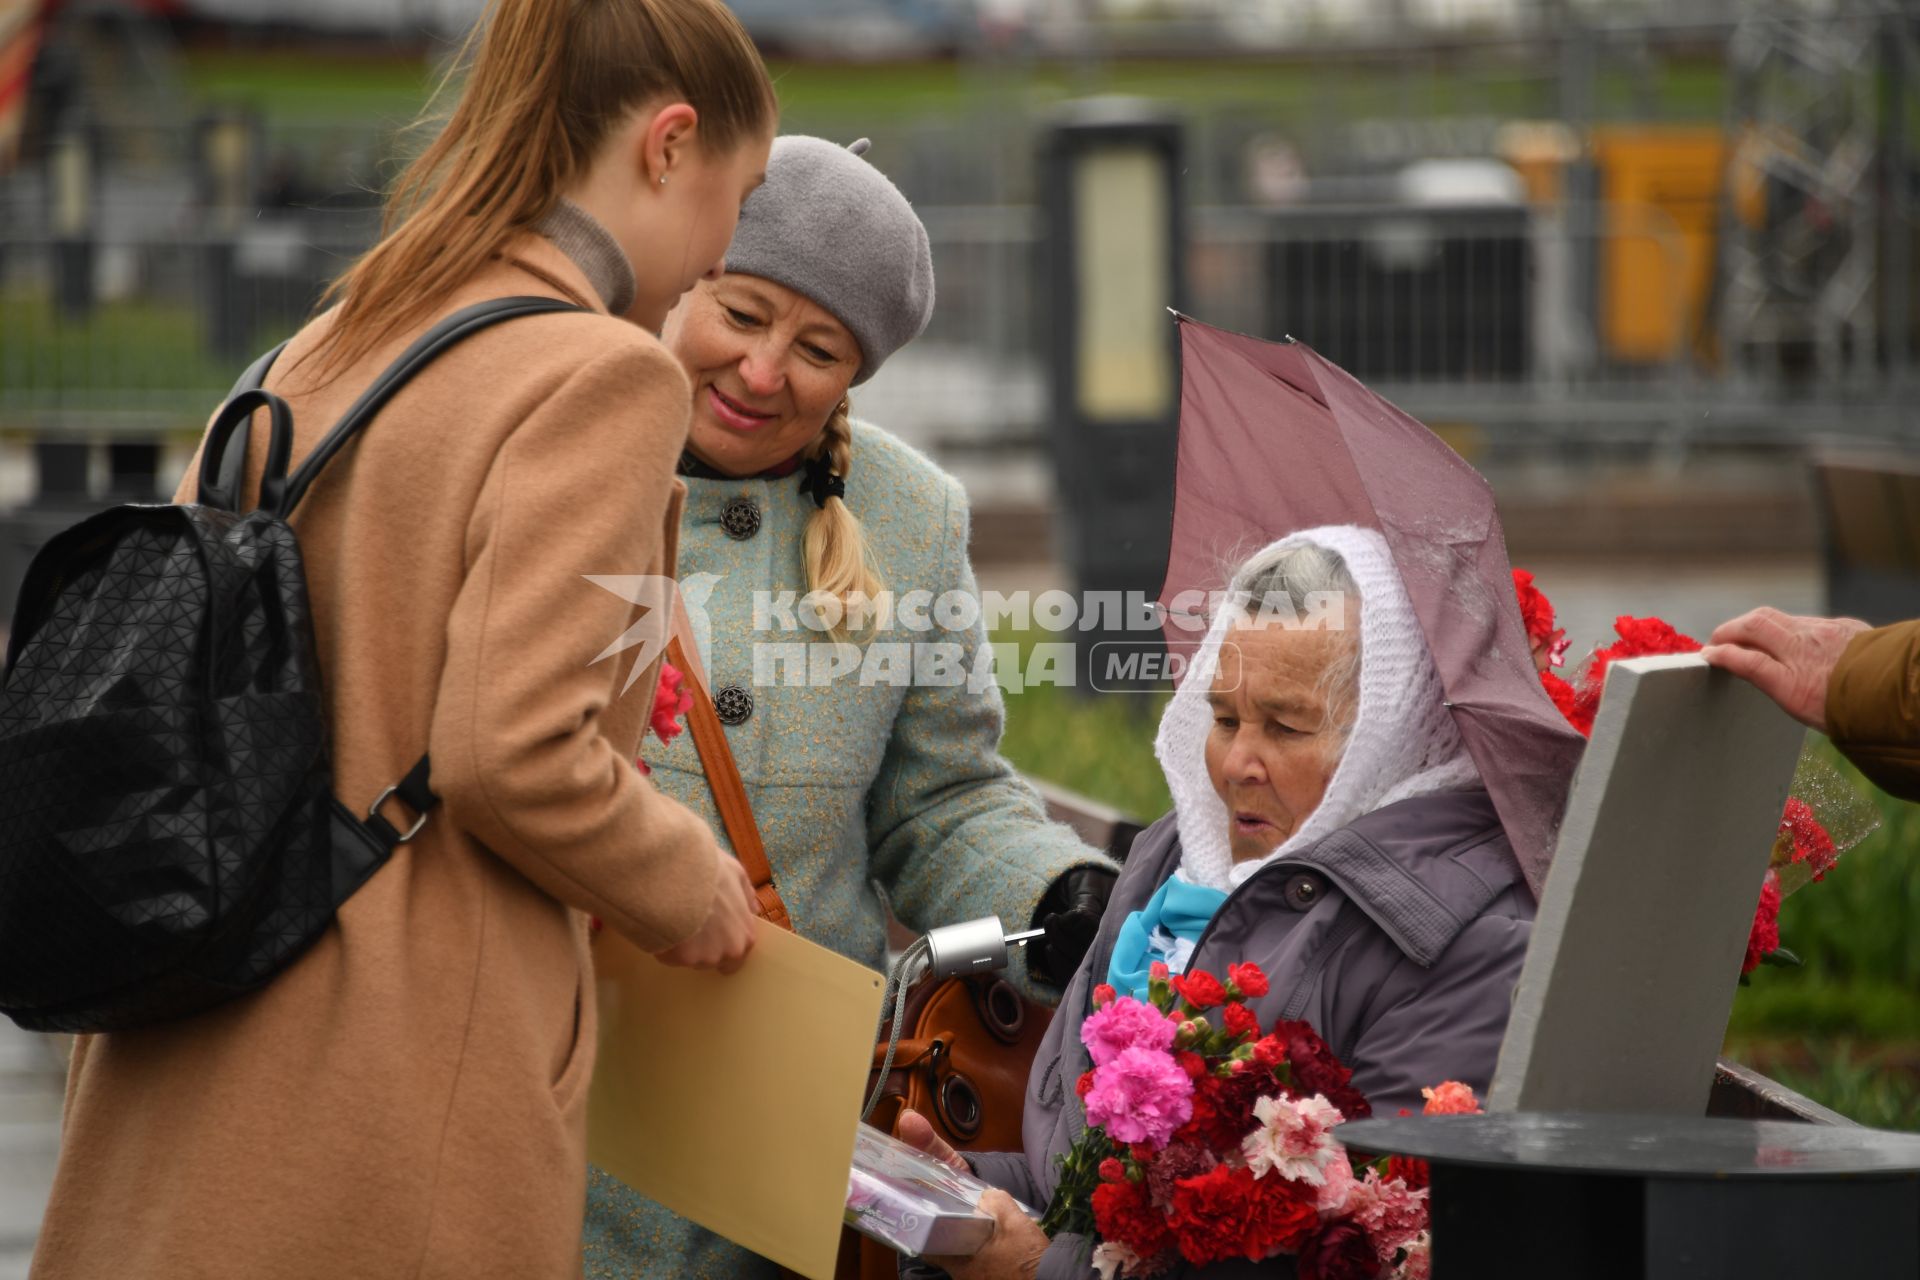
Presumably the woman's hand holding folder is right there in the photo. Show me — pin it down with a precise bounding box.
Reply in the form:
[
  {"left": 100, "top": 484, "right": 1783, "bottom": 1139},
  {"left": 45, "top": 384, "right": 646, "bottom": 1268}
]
[{"left": 656, "top": 855, "right": 759, "bottom": 974}]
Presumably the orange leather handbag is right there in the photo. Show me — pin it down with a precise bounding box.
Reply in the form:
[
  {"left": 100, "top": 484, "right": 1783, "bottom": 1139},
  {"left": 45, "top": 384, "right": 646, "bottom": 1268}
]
[{"left": 669, "top": 638, "right": 1049, "bottom": 1280}]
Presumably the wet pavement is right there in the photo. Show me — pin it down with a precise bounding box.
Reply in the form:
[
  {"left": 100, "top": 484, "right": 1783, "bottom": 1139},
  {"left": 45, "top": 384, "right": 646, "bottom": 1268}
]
[{"left": 0, "top": 1025, "right": 61, "bottom": 1278}]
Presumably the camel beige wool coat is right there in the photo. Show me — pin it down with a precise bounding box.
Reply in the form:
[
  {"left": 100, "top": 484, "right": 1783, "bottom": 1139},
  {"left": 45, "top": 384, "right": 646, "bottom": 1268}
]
[
  {"left": 30, "top": 237, "right": 725, "bottom": 1279},
  {"left": 1828, "top": 619, "right": 1920, "bottom": 802}
]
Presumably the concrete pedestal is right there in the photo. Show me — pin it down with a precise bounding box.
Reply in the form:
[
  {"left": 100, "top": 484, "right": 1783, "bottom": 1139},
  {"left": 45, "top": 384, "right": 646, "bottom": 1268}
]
[{"left": 1343, "top": 1113, "right": 1920, "bottom": 1280}]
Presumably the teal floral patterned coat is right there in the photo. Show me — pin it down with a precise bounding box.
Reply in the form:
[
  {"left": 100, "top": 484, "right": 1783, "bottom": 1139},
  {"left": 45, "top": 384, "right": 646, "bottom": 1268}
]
[{"left": 582, "top": 421, "right": 1115, "bottom": 1278}]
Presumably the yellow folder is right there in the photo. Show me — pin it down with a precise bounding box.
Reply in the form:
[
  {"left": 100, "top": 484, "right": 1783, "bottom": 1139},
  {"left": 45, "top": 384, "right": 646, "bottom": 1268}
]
[{"left": 588, "top": 921, "right": 887, "bottom": 1279}]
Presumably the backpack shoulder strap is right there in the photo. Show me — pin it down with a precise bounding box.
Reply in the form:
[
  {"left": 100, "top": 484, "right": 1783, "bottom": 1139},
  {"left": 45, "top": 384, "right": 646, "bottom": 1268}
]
[
  {"left": 281, "top": 295, "right": 584, "bottom": 514},
  {"left": 204, "top": 340, "right": 291, "bottom": 511},
  {"left": 206, "top": 295, "right": 585, "bottom": 515}
]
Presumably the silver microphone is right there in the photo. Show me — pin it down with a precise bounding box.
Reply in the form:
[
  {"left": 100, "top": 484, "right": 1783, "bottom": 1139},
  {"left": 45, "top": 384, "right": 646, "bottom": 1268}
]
[{"left": 922, "top": 916, "right": 1048, "bottom": 980}]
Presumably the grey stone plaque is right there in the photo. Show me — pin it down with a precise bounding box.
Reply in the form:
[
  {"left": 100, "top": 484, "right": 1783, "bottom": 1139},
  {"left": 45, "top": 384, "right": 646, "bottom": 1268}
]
[{"left": 1488, "top": 654, "right": 1807, "bottom": 1116}]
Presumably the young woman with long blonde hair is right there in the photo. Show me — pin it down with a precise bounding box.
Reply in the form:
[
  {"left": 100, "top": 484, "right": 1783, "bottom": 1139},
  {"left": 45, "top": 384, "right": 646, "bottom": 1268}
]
[{"left": 32, "top": 3, "right": 775, "bottom": 1275}]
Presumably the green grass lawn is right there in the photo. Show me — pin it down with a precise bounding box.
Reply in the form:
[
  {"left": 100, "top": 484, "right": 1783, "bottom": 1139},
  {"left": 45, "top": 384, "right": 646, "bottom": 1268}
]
[
  {"left": 999, "top": 676, "right": 1172, "bottom": 820},
  {"left": 0, "top": 290, "right": 237, "bottom": 426},
  {"left": 1001, "top": 662, "right": 1920, "bottom": 1129},
  {"left": 182, "top": 49, "right": 440, "bottom": 125},
  {"left": 180, "top": 47, "right": 1730, "bottom": 134}
]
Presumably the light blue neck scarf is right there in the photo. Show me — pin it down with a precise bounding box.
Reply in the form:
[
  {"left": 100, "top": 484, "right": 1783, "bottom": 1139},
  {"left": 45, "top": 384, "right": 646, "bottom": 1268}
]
[{"left": 1105, "top": 874, "right": 1229, "bottom": 1002}]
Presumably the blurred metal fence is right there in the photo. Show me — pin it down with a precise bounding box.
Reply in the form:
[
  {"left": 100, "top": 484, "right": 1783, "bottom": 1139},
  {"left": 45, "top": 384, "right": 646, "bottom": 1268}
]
[{"left": 0, "top": 188, "right": 1911, "bottom": 474}]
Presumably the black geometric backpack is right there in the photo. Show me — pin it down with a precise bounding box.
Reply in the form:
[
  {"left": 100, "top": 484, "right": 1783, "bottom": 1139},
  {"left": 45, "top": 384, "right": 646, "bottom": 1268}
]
[{"left": 0, "top": 297, "right": 580, "bottom": 1032}]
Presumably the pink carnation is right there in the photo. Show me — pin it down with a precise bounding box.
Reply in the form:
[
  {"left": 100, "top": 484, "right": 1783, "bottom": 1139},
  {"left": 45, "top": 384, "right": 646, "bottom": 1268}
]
[
  {"left": 1082, "top": 996, "right": 1179, "bottom": 1068},
  {"left": 1240, "top": 1093, "right": 1345, "bottom": 1185},
  {"left": 1389, "top": 1231, "right": 1431, "bottom": 1280},
  {"left": 1419, "top": 1081, "right": 1480, "bottom": 1115},
  {"left": 1344, "top": 1170, "right": 1429, "bottom": 1267},
  {"left": 1314, "top": 1153, "right": 1357, "bottom": 1220},
  {"left": 1083, "top": 1046, "right": 1195, "bottom": 1150}
]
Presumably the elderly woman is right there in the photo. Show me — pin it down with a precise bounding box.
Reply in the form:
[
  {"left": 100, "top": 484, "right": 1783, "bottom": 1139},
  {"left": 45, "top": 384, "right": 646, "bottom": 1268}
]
[
  {"left": 581, "top": 136, "right": 1119, "bottom": 1278},
  {"left": 907, "top": 525, "right": 1535, "bottom": 1279}
]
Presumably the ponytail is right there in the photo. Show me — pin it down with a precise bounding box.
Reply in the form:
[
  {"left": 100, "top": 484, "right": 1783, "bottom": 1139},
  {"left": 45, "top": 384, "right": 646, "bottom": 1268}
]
[
  {"left": 802, "top": 400, "right": 886, "bottom": 642},
  {"left": 315, "top": 0, "right": 775, "bottom": 375}
]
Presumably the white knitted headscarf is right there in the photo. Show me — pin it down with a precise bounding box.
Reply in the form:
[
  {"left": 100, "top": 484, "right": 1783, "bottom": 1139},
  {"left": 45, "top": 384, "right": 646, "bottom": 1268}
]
[{"left": 1155, "top": 525, "right": 1482, "bottom": 892}]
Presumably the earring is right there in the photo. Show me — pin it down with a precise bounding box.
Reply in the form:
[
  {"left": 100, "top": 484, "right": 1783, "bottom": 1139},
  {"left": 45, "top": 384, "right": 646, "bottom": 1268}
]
[{"left": 659, "top": 174, "right": 669, "bottom": 186}]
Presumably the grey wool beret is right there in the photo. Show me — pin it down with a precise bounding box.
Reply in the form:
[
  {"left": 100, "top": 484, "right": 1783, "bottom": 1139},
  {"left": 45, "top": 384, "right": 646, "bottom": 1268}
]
[{"left": 723, "top": 135, "right": 935, "bottom": 384}]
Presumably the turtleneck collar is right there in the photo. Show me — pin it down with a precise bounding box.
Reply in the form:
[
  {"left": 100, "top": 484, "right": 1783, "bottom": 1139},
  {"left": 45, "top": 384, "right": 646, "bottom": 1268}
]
[
  {"left": 678, "top": 449, "right": 808, "bottom": 482},
  {"left": 535, "top": 198, "right": 637, "bottom": 317}
]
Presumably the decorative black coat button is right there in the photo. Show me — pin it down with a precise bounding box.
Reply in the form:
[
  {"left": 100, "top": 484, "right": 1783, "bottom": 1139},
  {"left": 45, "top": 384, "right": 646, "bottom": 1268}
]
[
  {"left": 1282, "top": 872, "right": 1324, "bottom": 911},
  {"left": 714, "top": 683, "right": 754, "bottom": 725},
  {"left": 720, "top": 496, "right": 761, "bottom": 541}
]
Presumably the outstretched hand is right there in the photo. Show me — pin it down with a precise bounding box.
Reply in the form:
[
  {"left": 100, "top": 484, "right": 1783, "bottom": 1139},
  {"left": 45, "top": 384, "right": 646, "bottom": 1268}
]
[
  {"left": 1700, "top": 608, "right": 1870, "bottom": 733},
  {"left": 899, "top": 1110, "right": 1048, "bottom": 1279}
]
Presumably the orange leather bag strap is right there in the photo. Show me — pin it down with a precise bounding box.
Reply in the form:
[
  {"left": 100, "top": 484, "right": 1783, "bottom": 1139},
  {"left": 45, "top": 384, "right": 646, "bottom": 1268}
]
[{"left": 666, "top": 636, "right": 794, "bottom": 932}]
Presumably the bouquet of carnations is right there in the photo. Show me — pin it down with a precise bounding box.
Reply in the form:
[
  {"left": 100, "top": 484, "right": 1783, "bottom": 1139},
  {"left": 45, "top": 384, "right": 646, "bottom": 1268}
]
[
  {"left": 1043, "top": 962, "right": 1455, "bottom": 1280},
  {"left": 1510, "top": 569, "right": 1880, "bottom": 980}
]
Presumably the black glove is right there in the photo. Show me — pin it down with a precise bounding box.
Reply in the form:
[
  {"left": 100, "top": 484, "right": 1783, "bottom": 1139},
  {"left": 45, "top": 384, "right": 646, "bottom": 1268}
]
[{"left": 1028, "top": 866, "right": 1118, "bottom": 987}]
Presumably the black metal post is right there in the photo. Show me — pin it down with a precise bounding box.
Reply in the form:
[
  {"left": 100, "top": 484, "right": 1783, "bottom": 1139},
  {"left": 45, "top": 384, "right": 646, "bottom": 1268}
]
[{"left": 1038, "top": 103, "right": 1187, "bottom": 697}]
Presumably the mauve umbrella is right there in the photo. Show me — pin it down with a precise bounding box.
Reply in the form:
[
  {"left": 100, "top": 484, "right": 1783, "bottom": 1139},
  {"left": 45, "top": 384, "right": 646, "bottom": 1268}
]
[{"left": 1157, "top": 315, "right": 1584, "bottom": 897}]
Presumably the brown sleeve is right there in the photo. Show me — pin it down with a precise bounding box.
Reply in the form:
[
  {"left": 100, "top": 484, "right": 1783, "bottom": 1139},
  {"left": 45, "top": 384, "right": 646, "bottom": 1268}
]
[
  {"left": 1826, "top": 619, "right": 1920, "bottom": 802},
  {"left": 429, "top": 339, "right": 723, "bottom": 952}
]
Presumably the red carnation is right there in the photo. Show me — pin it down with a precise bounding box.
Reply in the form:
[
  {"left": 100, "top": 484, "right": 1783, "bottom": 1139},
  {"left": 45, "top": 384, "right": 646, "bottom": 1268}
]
[
  {"left": 1512, "top": 569, "right": 1569, "bottom": 673},
  {"left": 1177, "top": 1051, "right": 1208, "bottom": 1080},
  {"left": 1251, "top": 1035, "right": 1287, "bottom": 1070},
  {"left": 1143, "top": 1141, "right": 1218, "bottom": 1210},
  {"left": 1571, "top": 615, "right": 1700, "bottom": 734},
  {"left": 1325, "top": 1083, "right": 1373, "bottom": 1122},
  {"left": 649, "top": 660, "right": 695, "bottom": 742},
  {"left": 1098, "top": 1157, "right": 1127, "bottom": 1184},
  {"left": 1778, "top": 797, "right": 1838, "bottom": 881},
  {"left": 1169, "top": 1165, "right": 1316, "bottom": 1266},
  {"left": 1228, "top": 962, "right": 1270, "bottom": 999},
  {"left": 1093, "top": 983, "right": 1118, "bottom": 1008},
  {"left": 1542, "top": 668, "right": 1587, "bottom": 736},
  {"left": 1093, "top": 1177, "right": 1173, "bottom": 1260},
  {"left": 1076, "top": 1070, "right": 1097, "bottom": 1099},
  {"left": 1744, "top": 871, "right": 1782, "bottom": 975},
  {"left": 1386, "top": 1155, "right": 1430, "bottom": 1190},
  {"left": 1284, "top": 1035, "right": 1346, "bottom": 1091},
  {"left": 1223, "top": 1002, "right": 1260, "bottom": 1042},
  {"left": 1173, "top": 970, "right": 1228, "bottom": 1010},
  {"left": 1298, "top": 1220, "right": 1380, "bottom": 1280},
  {"left": 1176, "top": 1066, "right": 1279, "bottom": 1151},
  {"left": 1274, "top": 1020, "right": 1371, "bottom": 1120}
]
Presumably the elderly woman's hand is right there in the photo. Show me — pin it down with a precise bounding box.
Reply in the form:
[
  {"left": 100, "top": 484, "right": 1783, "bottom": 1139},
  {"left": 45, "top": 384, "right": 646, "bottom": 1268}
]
[
  {"left": 926, "top": 1190, "right": 1049, "bottom": 1280},
  {"left": 898, "top": 1110, "right": 1050, "bottom": 1279},
  {"left": 897, "top": 1108, "right": 968, "bottom": 1173},
  {"left": 1701, "top": 608, "right": 1871, "bottom": 732}
]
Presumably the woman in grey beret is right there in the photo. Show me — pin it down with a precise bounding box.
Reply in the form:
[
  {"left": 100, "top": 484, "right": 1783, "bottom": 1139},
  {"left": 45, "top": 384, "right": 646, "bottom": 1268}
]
[{"left": 581, "top": 135, "right": 1122, "bottom": 1279}]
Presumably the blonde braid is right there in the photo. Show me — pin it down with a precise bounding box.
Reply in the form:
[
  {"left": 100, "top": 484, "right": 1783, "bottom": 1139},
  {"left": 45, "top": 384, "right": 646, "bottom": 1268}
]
[{"left": 802, "top": 399, "right": 886, "bottom": 641}]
